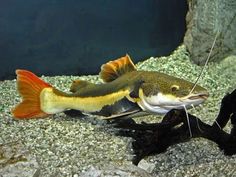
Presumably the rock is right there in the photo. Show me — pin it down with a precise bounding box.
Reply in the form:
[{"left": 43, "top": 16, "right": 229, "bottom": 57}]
[
  {"left": 0, "top": 141, "right": 40, "bottom": 177},
  {"left": 184, "top": 0, "right": 236, "bottom": 65},
  {"left": 79, "top": 166, "right": 102, "bottom": 177},
  {"left": 79, "top": 164, "right": 154, "bottom": 177},
  {"left": 138, "top": 159, "right": 155, "bottom": 173}
]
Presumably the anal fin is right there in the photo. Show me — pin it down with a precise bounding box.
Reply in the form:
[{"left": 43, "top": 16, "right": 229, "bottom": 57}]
[{"left": 91, "top": 98, "right": 141, "bottom": 119}]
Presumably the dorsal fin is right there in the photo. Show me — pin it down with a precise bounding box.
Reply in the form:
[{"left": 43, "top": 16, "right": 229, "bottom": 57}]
[
  {"left": 99, "top": 54, "right": 137, "bottom": 82},
  {"left": 70, "top": 79, "right": 94, "bottom": 93}
]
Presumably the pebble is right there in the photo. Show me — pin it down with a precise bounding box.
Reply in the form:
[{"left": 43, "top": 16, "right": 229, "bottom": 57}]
[
  {"left": 0, "top": 46, "right": 236, "bottom": 176},
  {"left": 138, "top": 159, "right": 155, "bottom": 173}
]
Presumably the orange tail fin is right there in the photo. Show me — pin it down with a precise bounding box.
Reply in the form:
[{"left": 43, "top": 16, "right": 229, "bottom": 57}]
[{"left": 12, "top": 70, "right": 52, "bottom": 119}]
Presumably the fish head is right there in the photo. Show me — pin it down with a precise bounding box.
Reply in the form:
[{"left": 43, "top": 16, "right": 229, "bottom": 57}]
[{"left": 137, "top": 76, "right": 209, "bottom": 114}]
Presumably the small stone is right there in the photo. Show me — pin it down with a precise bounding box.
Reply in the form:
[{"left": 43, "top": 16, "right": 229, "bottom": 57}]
[
  {"left": 79, "top": 164, "right": 154, "bottom": 177},
  {"left": 0, "top": 141, "right": 40, "bottom": 177},
  {"left": 137, "top": 159, "right": 155, "bottom": 173},
  {"left": 79, "top": 166, "right": 102, "bottom": 177}
]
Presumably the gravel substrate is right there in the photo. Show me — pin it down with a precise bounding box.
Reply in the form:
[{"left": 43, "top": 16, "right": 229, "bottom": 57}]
[{"left": 1, "top": 45, "right": 236, "bottom": 176}]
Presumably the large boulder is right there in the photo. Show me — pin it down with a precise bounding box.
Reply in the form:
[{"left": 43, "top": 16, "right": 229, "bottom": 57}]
[
  {"left": 0, "top": 142, "right": 40, "bottom": 177},
  {"left": 184, "top": 0, "right": 236, "bottom": 65}
]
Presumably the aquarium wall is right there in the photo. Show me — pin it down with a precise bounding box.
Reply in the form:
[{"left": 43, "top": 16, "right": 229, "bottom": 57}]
[{"left": 0, "top": 0, "right": 188, "bottom": 80}]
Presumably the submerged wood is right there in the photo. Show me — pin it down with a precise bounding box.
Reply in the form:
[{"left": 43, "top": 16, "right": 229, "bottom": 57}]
[{"left": 114, "top": 89, "right": 236, "bottom": 165}]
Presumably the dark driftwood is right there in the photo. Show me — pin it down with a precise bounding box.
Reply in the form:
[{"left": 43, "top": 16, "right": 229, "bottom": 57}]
[{"left": 114, "top": 89, "right": 236, "bottom": 165}]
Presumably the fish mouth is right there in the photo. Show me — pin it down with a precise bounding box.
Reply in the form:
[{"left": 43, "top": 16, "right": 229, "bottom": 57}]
[{"left": 188, "top": 92, "right": 209, "bottom": 100}]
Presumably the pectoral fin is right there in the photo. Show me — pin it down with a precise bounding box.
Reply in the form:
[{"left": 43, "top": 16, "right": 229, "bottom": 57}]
[
  {"left": 64, "top": 98, "right": 141, "bottom": 119},
  {"left": 91, "top": 98, "right": 141, "bottom": 119},
  {"left": 99, "top": 54, "right": 137, "bottom": 82},
  {"left": 127, "top": 80, "right": 145, "bottom": 103}
]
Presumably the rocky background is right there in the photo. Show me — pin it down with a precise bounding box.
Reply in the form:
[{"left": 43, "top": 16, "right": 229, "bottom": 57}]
[
  {"left": 1, "top": 46, "right": 236, "bottom": 177},
  {"left": 184, "top": 0, "right": 236, "bottom": 64}
]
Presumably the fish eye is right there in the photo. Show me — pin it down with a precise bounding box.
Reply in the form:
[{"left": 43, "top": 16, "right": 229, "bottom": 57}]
[{"left": 171, "top": 85, "right": 179, "bottom": 92}]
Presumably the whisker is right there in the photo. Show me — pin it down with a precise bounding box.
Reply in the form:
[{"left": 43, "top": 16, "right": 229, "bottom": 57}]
[
  {"left": 191, "top": 104, "right": 204, "bottom": 133},
  {"left": 183, "top": 105, "right": 192, "bottom": 138},
  {"left": 191, "top": 104, "right": 195, "bottom": 109},
  {"left": 189, "top": 31, "right": 219, "bottom": 95},
  {"left": 214, "top": 120, "right": 222, "bottom": 130}
]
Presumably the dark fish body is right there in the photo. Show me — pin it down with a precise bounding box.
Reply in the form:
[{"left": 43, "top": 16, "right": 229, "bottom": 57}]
[{"left": 12, "top": 55, "right": 208, "bottom": 119}]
